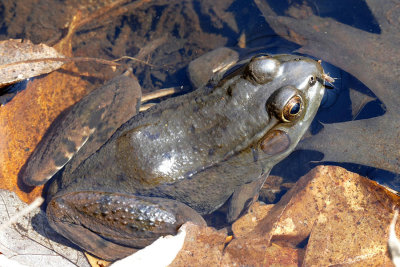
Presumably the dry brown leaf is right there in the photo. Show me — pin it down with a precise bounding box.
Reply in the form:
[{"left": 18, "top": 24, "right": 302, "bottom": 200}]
[
  {"left": 0, "top": 13, "right": 92, "bottom": 203},
  {"left": 0, "top": 39, "right": 65, "bottom": 88},
  {"left": 85, "top": 253, "right": 110, "bottom": 267},
  {"left": 231, "top": 202, "right": 273, "bottom": 238},
  {"left": 224, "top": 166, "right": 400, "bottom": 266},
  {"left": 169, "top": 222, "right": 227, "bottom": 266}
]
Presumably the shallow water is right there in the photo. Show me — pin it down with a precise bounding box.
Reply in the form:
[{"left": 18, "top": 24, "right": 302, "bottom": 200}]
[{"left": 0, "top": 0, "right": 398, "bottom": 196}]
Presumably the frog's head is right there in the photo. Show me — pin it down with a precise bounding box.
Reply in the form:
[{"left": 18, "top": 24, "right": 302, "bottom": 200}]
[{"left": 225, "top": 54, "right": 331, "bottom": 169}]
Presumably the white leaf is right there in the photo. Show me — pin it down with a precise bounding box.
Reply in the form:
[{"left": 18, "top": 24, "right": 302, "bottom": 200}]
[
  {"left": 111, "top": 223, "right": 187, "bottom": 267},
  {"left": 0, "top": 190, "right": 89, "bottom": 267}
]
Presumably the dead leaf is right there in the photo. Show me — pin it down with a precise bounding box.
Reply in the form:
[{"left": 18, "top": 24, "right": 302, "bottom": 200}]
[
  {"left": 85, "top": 253, "right": 111, "bottom": 267},
  {"left": 225, "top": 165, "right": 400, "bottom": 266},
  {"left": 113, "top": 224, "right": 187, "bottom": 267},
  {"left": 0, "top": 254, "right": 29, "bottom": 267},
  {"left": 349, "top": 88, "right": 376, "bottom": 119},
  {"left": 389, "top": 210, "right": 400, "bottom": 266},
  {"left": 0, "top": 39, "right": 65, "bottom": 88},
  {"left": 231, "top": 202, "right": 273, "bottom": 238},
  {"left": 169, "top": 222, "right": 227, "bottom": 266},
  {"left": 0, "top": 189, "right": 89, "bottom": 267},
  {"left": 0, "top": 13, "right": 94, "bottom": 203},
  {"left": 222, "top": 239, "right": 303, "bottom": 267}
]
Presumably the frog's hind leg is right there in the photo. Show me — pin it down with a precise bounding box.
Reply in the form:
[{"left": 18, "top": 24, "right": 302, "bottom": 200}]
[
  {"left": 22, "top": 72, "right": 141, "bottom": 186},
  {"left": 46, "top": 191, "right": 205, "bottom": 261}
]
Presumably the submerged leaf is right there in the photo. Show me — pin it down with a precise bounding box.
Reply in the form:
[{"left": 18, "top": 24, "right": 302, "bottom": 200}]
[
  {"left": 0, "top": 39, "right": 65, "bottom": 88},
  {"left": 224, "top": 166, "right": 400, "bottom": 265}
]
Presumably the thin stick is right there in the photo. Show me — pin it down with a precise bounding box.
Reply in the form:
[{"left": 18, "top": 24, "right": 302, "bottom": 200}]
[
  {"left": 140, "top": 103, "right": 156, "bottom": 112},
  {"left": 0, "top": 197, "right": 44, "bottom": 232},
  {"left": 142, "top": 87, "right": 179, "bottom": 102},
  {"left": 114, "top": 56, "right": 157, "bottom": 67},
  {"left": 0, "top": 57, "right": 121, "bottom": 70}
]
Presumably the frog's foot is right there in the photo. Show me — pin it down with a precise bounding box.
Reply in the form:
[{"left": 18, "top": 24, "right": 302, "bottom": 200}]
[
  {"left": 22, "top": 73, "right": 142, "bottom": 186},
  {"left": 47, "top": 191, "right": 206, "bottom": 261}
]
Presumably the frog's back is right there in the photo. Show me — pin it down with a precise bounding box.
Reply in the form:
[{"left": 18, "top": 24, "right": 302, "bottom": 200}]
[{"left": 58, "top": 75, "right": 267, "bottom": 195}]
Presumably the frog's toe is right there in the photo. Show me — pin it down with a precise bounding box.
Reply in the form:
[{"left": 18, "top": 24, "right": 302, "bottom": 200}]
[{"left": 47, "top": 191, "right": 205, "bottom": 261}]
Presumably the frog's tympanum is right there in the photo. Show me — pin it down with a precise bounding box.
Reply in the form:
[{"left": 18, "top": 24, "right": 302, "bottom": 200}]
[{"left": 23, "top": 53, "right": 329, "bottom": 260}]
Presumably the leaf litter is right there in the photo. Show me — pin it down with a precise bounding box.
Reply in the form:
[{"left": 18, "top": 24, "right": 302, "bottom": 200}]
[
  {"left": 0, "top": 189, "right": 89, "bottom": 267},
  {"left": 4, "top": 1, "right": 398, "bottom": 266},
  {"left": 0, "top": 12, "right": 92, "bottom": 203}
]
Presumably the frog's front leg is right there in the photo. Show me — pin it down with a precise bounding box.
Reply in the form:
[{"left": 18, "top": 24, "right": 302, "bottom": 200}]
[
  {"left": 47, "top": 191, "right": 206, "bottom": 261},
  {"left": 226, "top": 172, "right": 269, "bottom": 222}
]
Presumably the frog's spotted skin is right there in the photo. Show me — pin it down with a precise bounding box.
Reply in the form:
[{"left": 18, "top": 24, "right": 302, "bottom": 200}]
[{"left": 24, "top": 52, "right": 328, "bottom": 261}]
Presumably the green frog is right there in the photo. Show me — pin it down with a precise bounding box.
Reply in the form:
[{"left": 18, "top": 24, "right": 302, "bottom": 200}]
[{"left": 22, "top": 50, "right": 329, "bottom": 261}]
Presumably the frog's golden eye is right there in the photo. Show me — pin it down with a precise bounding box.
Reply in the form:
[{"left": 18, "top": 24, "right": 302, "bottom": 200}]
[
  {"left": 245, "top": 55, "right": 280, "bottom": 84},
  {"left": 282, "top": 95, "right": 303, "bottom": 122},
  {"left": 267, "top": 86, "right": 304, "bottom": 123}
]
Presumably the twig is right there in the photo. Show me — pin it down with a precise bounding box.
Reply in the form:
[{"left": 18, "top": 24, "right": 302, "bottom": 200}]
[
  {"left": 139, "top": 103, "right": 156, "bottom": 112},
  {"left": 141, "top": 87, "right": 180, "bottom": 102},
  {"left": 0, "top": 197, "right": 44, "bottom": 232},
  {"left": 113, "top": 56, "right": 157, "bottom": 67},
  {"left": 0, "top": 57, "right": 121, "bottom": 70}
]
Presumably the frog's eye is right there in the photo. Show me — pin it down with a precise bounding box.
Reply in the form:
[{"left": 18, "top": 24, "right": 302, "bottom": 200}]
[
  {"left": 282, "top": 95, "right": 303, "bottom": 121},
  {"left": 245, "top": 55, "right": 280, "bottom": 84},
  {"left": 267, "top": 86, "right": 304, "bottom": 122}
]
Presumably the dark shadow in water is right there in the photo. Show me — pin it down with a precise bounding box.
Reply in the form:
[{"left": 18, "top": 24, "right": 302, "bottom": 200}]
[
  {"left": 271, "top": 149, "right": 400, "bottom": 193},
  {"left": 271, "top": 150, "right": 324, "bottom": 183},
  {"left": 0, "top": 79, "right": 29, "bottom": 105},
  {"left": 307, "top": 64, "right": 386, "bottom": 138}
]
